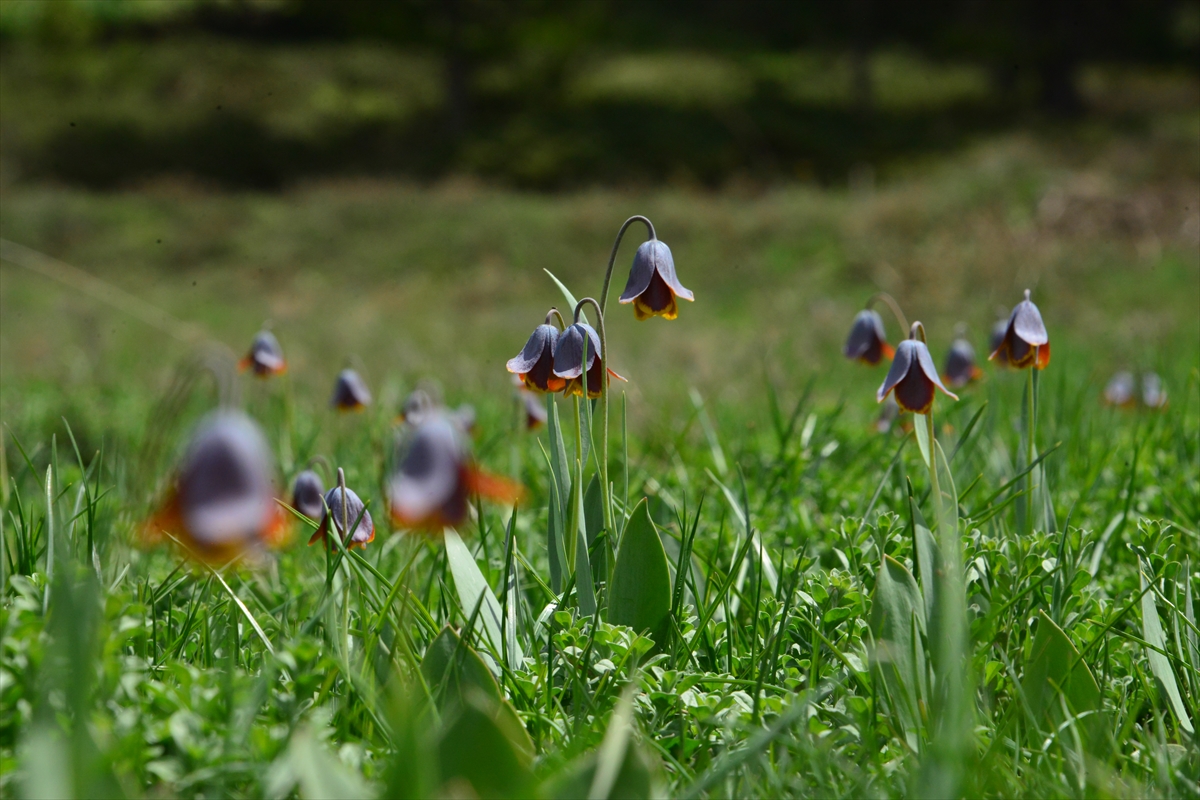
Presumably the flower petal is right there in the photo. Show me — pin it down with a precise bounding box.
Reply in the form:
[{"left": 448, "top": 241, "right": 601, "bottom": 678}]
[
  {"left": 291, "top": 470, "right": 326, "bottom": 522},
  {"left": 649, "top": 239, "right": 693, "bottom": 301},
  {"left": 619, "top": 240, "right": 660, "bottom": 304},
  {"left": 913, "top": 340, "right": 958, "bottom": 401},
  {"left": 876, "top": 339, "right": 916, "bottom": 402},
  {"left": 331, "top": 369, "right": 372, "bottom": 409},
  {"left": 1012, "top": 299, "right": 1049, "bottom": 346},
  {"left": 388, "top": 416, "right": 466, "bottom": 527},
  {"left": 942, "top": 339, "right": 977, "bottom": 388},
  {"left": 506, "top": 324, "right": 557, "bottom": 374},
  {"left": 894, "top": 369, "right": 936, "bottom": 414},
  {"left": 1035, "top": 341, "right": 1051, "bottom": 370},
  {"left": 552, "top": 323, "right": 599, "bottom": 378},
  {"left": 845, "top": 310, "right": 889, "bottom": 364},
  {"left": 322, "top": 486, "right": 374, "bottom": 547}
]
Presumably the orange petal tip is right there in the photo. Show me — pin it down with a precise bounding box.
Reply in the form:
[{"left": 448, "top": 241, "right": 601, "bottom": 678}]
[{"left": 465, "top": 469, "right": 525, "bottom": 505}]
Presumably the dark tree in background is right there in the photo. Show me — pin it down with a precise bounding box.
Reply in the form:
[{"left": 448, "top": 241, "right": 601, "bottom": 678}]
[{"left": 1, "top": 0, "right": 1195, "bottom": 187}]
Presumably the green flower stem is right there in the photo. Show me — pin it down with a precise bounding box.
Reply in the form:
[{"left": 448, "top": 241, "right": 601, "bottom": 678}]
[
  {"left": 598, "top": 215, "right": 655, "bottom": 316},
  {"left": 1026, "top": 360, "right": 1039, "bottom": 534},
  {"left": 908, "top": 322, "right": 940, "bottom": 510},
  {"left": 926, "top": 410, "right": 941, "bottom": 519},
  {"left": 569, "top": 394, "right": 583, "bottom": 570},
  {"left": 546, "top": 308, "right": 567, "bottom": 331},
  {"left": 573, "top": 297, "right": 615, "bottom": 542}
]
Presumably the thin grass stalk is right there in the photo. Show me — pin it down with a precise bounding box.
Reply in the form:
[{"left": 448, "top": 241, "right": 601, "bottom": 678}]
[{"left": 43, "top": 463, "right": 53, "bottom": 614}]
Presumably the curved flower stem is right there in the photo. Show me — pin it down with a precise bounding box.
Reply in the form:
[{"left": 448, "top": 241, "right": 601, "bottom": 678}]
[
  {"left": 545, "top": 308, "right": 567, "bottom": 331},
  {"left": 868, "top": 292, "right": 910, "bottom": 338},
  {"left": 573, "top": 297, "right": 614, "bottom": 540},
  {"left": 909, "top": 321, "right": 926, "bottom": 343},
  {"left": 599, "top": 215, "right": 656, "bottom": 316}
]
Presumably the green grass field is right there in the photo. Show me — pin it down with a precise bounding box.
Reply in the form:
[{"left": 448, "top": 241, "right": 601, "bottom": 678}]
[{"left": 1, "top": 114, "right": 1199, "bottom": 797}]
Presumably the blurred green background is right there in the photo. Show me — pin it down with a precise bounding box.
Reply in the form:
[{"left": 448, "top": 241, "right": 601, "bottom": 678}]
[{"left": 2, "top": 0, "right": 1198, "bottom": 444}]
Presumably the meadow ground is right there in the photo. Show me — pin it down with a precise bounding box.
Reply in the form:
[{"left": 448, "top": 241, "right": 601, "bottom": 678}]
[{"left": 1, "top": 116, "right": 1198, "bottom": 797}]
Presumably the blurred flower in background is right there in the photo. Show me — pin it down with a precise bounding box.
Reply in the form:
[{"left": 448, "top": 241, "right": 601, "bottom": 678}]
[
  {"left": 331, "top": 369, "right": 372, "bottom": 411},
  {"left": 145, "top": 411, "right": 285, "bottom": 562}
]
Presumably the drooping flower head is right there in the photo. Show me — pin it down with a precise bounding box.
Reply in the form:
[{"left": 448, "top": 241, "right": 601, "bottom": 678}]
[
  {"left": 145, "top": 410, "right": 285, "bottom": 562},
  {"left": 1142, "top": 372, "right": 1168, "bottom": 409},
  {"left": 387, "top": 412, "right": 523, "bottom": 532},
  {"left": 875, "top": 396, "right": 901, "bottom": 434},
  {"left": 291, "top": 469, "right": 325, "bottom": 522},
  {"left": 331, "top": 368, "right": 372, "bottom": 411},
  {"left": 1103, "top": 371, "right": 1136, "bottom": 408},
  {"left": 942, "top": 337, "right": 983, "bottom": 389},
  {"left": 990, "top": 290, "right": 1050, "bottom": 370},
  {"left": 619, "top": 239, "right": 693, "bottom": 320},
  {"left": 400, "top": 387, "right": 438, "bottom": 425},
  {"left": 988, "top": 319, "right": 1010, "bottom": 368},
  {"left": 506, "top": 321, "right": 565, "bottom": 393},
  {"left": 239, "top": 330, "right": 286, "bottom": 377},
  {"left": 309, "top": 483, "right": 374, "bottom": 550},
  {"left": 552, "top": 322, "right": 625, "bottom": 399},
  {"left": 843, "top": 310, "right": 894, "bottom": 366},
  {"left": 877, "top": 326, "right": 959, "bottom": 414}
]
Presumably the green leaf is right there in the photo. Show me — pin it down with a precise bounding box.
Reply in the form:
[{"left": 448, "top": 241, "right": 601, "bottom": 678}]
[
  {"left": 445, "top": 528, "right": 522, "bottom": 667},
  {"left": 380, "top": 686, "right": 435, "bottom": 800},
  {"left": 933, "top": 439, "right": 958, "bottom": 538},
  {"left": 869, "top": 554, "right": 926, "bottom": 742},
  {"left": 908, "top": 491, "right": 937, "bottom": 626},
  {"left": 584, "top": 474, "right": 608, "bottom": 582},
  {"left": 1022, "top": 610, "right": 1105, "bottom": 749},
  {"left": 421, "top": 627, "right": 535, "bottom": 762},
  {"left": 545, "top": 684, "right": 662, "bottom": 800},
  {"left": 542, "top": 442, "right": 568, "bottom": 595},
  {"left": 1185, "top": 559, "right": 1198, "bottom": 680},
  {"left": 591, "top": 684, "right": 637, "bottom": 799},
  {"left": 545, "top": 744, "right": 656, "bottom": 800},
  {"left": 1139, "top": 563, "right": 1194, "bottom": 733},
  {"left": 575, "top": 516, "right": 597, "bottom": 616},
  {"left": 913, "top": 413, "right": 932, "bottom": 467},
  {"left": 436, "top": 690, "right": 534, "bottom": 799},
  {"left": 288, "top": 726, "right": 371, "bottom": 800},
  {"left": 544, "top": 399, "right": 571, "bottom": 594},
  {"left": 19, "top": 724, "right": 71, "bottom": 800},
  {"left": 421, "top": 625, "right": 502, "bottom": 707},
  {"left": 607, "top": 498, "right": 673, "bottom": 647},
  {"left": 547, "top": 397, "right": 571, "bottom": 514},
  {"left": 544, "top": 268, "right": 584, "bottom": 324}
]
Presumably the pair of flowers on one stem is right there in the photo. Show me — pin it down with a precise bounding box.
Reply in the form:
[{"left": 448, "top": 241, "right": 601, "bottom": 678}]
[
  {"left": 506, "top": 231, "right": 694, "bottom": 398},
  {"left": 240, "top": 328, "right": 374, "bottom": 411},
  {"left": 149, "top": 218, "right": 695, "bottom": 564},
  {"left": 850, "top": 289, "right": 1051, "bottom": 415},
  {"left": 504, "top": 217, "right": 694, "bottom": 591}
]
